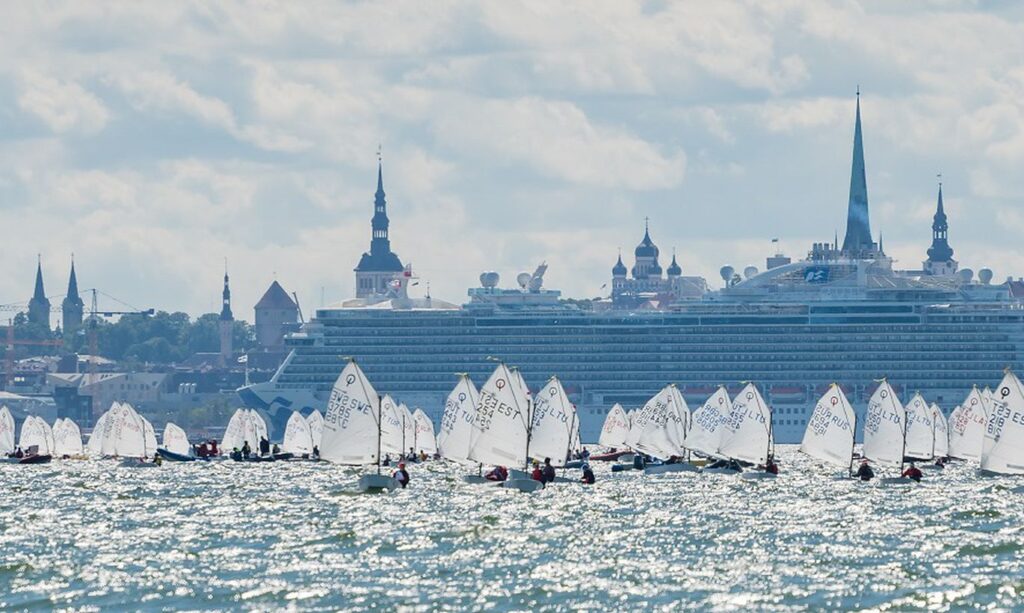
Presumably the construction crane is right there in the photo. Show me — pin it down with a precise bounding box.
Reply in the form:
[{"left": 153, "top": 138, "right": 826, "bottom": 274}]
[
  {"left": 85, "top": 288, "right": 154, "bottom": 378},
  {"left": 2, "top": 320, "right": 63, "bottom": 390}
]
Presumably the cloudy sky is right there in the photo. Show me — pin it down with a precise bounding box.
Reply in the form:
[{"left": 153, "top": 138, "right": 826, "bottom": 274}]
[{"left": 3, "top": 1, "right": 1024, "bottom": 322}]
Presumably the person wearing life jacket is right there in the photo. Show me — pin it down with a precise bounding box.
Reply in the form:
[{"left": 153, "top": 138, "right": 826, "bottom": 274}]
[
  {"left": 259, "top": 437, "right": 270, "bottom": 456},
  {"left": 393, "top": 462, "right": 410, "bottom": 488},
  {"left": 855, "top": 460, "right": 875, "bottom": 481},
  {"left": 485, "top": 466, "right": 508, "bottom": 481},
  {"left": 271, "top": 443, "right": 281, "bottom": 455},
  {"left": 761, "top": 456, "right": 779, "bottom": 475},
  {"left": 209, "top": 440, "right": 219, "bottom": 456},
  {"left": 531, "top": 460, "right": 543, "bottom": 481},
  {"left": 311, "top": 445, "right": 320, "bottom": 460},
  {"left": 241, "top": 441, "right": 251, "bottom": 459},
  {"left": 540, "top": 458, "right": 557, "bottom": 484},
  {"left": 581, "top": 463, "right": 596, "bottom": 484},
  {"left": 902, "top": 462, "right": 923, "bottom": 482}
]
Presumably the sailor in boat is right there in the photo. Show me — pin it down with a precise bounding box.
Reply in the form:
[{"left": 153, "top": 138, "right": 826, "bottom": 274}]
[
  {"left": 272, "top": 443, "right": 281, "bottom": 455},
  {"left": 195, "top": 442, "right": 208, "bottom": 457},
  {"left": 13, "top": 447, "right": 24, "bottom": 459},
  {"left": 531, "top": 460, "right": 543, "bottom": 482},
  {"left": 208, "top": 440, "right": 219, "bottom": 456},
  {"left": 259, "top": 437, "right": 270, "bottom": 457},
  {"left": 933, "top": 456, "right": 947, "bottom": 469},
  {"left": 855, "top": 460, "right": 875, "bottom": 481},
  {"left": 485, "top": 466, "right": 508, "bottom": 481},
  {"left": 757, "top": 456, "right": 780, "bottom": 475},
  {"left": 241, "top": 441, "right": 252, "bottom": 459},
  {"left": 541, "top": 458, "right": 556, "bottom": 484},
  {"left": 382, "top": 454, "right": 392, "bottom": 467},
  {"left": 901, "top": 462, "right": 923, "bottom": 482},
  {"left": 153, "top": 454, "right": 163, "bottom": 466},
  {"left": 311, "top": 445, "right": 320, "bottom": 460},
  {"left": 393, "top": 462, "right": 410, "bottom": 488},
  {"left": 581, "top": 463, "right": 596, "bottom": 484},
  {"left": 230, "top": 447, "right": 242, "bottom": 461}
]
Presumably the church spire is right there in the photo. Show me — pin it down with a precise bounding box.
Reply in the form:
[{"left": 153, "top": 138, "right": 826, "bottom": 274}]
[
  {"left": 926, "top": 179, "right": 954, "bottom": 266},
  {"left": 841, "top": 90, "right": 875, "bottom": 257},
  {"left": 220, "top": 260, "right": 233, "bottom": 321},
  {"left": 28, "top": 255, "right": 51, "bottom": 329},
  {"left": 62, "top": 255, "right": 85, "bottom": 335}
]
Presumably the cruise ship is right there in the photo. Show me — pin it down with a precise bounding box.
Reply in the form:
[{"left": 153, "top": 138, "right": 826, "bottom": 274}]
[{"left": 239, "top": 98, "right": 1024, "bottom": 444}]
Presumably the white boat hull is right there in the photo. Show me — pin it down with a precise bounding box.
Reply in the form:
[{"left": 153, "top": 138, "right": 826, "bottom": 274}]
[
  {"left": 880, "top": 476, "right": 918, "bottom": 485},
  {"left": 503, "top": 478, "right": 544, "bottom": 493},
  {"left": 701, "top": 467, "right": 741, "bottom": 475},
  {"left": 358, "top": 474, "right": 399, "bottom": 492},
  {"left": 644, "top": 463, "right": 700, "bottom": 475},
  {"left": 462, "top": 475, "right": 504, "bottom": 485}
]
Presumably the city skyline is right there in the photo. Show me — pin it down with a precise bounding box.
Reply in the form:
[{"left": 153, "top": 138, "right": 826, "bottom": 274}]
[{"left": 3, "top": 2, "right": 1024, "bottom": 318}]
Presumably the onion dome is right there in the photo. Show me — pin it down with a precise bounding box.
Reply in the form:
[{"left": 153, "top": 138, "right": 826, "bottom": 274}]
[
  {"left": 667, "top": 252, "right": 682, "bottom": 277},
  {"left": 634, "top": 221, "right": 659, "bottom": 259},
  {"left": 612, "top": 253, "right": 627, "bottom": 277}
]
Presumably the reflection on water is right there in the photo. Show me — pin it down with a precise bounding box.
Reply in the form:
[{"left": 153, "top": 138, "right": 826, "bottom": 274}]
[{"left": 1, "top": 446, "right": 1022, "bottom": 610}]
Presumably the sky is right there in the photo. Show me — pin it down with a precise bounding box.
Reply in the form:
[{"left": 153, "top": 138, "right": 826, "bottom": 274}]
[{"left": 2, "top": 1, "right": 1024, "bottom": 323}]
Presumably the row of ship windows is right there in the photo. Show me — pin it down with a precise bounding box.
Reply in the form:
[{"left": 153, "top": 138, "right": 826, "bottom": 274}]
[
  {"left": 295, "top": 340, "right": 1014, "bottom": 353},
  {"left": 311, "top": 327, "right": 1015, "bottom": 340},
  {"left": 311, "top": 316, "right": 1024, "bottom": 329}
]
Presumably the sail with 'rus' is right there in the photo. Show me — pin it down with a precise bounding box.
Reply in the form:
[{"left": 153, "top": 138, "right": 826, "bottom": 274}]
[
  {"left": 980, "top": 371, "right": 1024, "bottom": 475},
  {"left": 948, "top": 387, "right": 987, "bottom": 461},
  {"left": 437, "top": 374, "right": 479, "bottom": 464},
  {"left": 412, "top": 408, "right": 437, "bottom": 456},
  {"left": 800, "top": 383, "right": 856, "bottom": 472},
  {"left": 683, "top": 386, "right": 731, "bottom": 459}
]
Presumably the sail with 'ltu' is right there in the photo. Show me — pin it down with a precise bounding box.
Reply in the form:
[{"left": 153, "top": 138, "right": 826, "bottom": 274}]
[
  {"left": 528, "top": 376, "right": 578, "bottom": 467},
  {"left": 437, "top": 374, "right": 479, "bottom": 463},
  {"left": 904, "top": 393, "right": 934, "bottom": 461},
  {"left": 717, "top": 383, "right": 773, "bottom": 466},
  {"left": 800, "top": 383, "right": 856, "bottom": 471},
  {"left": 862, "top": 380, "right": 906, "bottom": 469},
  {"left": 930, "top": 403, "right": 948, "bottom": 459}
]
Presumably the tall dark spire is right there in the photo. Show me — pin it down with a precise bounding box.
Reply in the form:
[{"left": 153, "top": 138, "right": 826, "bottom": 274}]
[
  {"left": 841, "top": 91, "right": 875, "bottom": 256},
  {"left": 371, "top": 159, "right": 392, "bottom": 251},
  {"left": 220, "top": 262, "right": 233, "bottom": 321},
  {"left": 28, "top": 256, "right": 51, "bottom": 329},
  {"left": 62, "top": 256, "right": 84, "bottom": 334},
  {"left": 926, "top": 181, "right": 954, "bottom": 263},
  {"left": 354, "top": 155, "right": 404, "bottom": 291}
]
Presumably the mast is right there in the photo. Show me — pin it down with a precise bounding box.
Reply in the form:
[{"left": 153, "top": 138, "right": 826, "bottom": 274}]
[
  {"left": 376, "top": 394, "right": 383, "bottom": 475},
  {"left": 848, "top": 388, "right": 857, "bottom": 478}
]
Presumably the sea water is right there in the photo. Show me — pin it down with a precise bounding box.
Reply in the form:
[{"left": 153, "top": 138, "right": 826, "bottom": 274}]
[{"left": 1, "top": 446, "right": 1022, "bottom": 611}]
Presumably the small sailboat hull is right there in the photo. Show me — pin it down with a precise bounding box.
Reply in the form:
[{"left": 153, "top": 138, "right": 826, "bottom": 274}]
[
  {"left": 740, "top": 471, "right": 778, "bottom": 480},
  {"left": 463, "top": 475, "right": 503, "bottom": 485},
  {"left": 589, "top": 451, "right": 632, "bottom": 462},
  {"left": 644, "top": 462, "right": 699, "bottom": 475},
  {"left": 503, "top": 478, "right": 543, "bottom": 493},
  {"left": 358, "top": 474, "right": 399, "bottom": 492},
  {"left": 611, "top": 463, "right": 641, "bottom": 472},
  {"left": 119, "top": 458, "right": 158, "bottom": 468},
  {"left": 18, "top": 454, "right": 52, "bottom": 465},
  {"left": 157, "top": 448, "right": 196, "bottom": 462}
]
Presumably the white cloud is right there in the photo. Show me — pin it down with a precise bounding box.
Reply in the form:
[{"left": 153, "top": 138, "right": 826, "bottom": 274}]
[{"left": 17, "top": 70, "right": 110, "bottom": 134}]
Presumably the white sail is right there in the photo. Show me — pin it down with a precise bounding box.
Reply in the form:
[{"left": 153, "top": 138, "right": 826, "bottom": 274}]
[
  {"left": 437, "top": 375, "right": 479, "bottom": 463},
  {"left": 112, "top": 404, "right": 147, "bottom": 458},
  {"left": 683, "top": 386, "right": 731, "bottom": 457},
  {"left": 401, "top": 403, "right": 416, "bottom": 456},
  {"left": 930, "top": 403, "right": 948, "bottom": 458},
  {"left": 19, "top": 416, "right": 53, "bottom": 455},
  {"left": 0, "top": 406, "right": 15, "bottom": 455},
  {"left": 981, "top": 372, "right": 1024, "bottom": 475},
  {"left": 862, "top": 381, "right": 906, "bottom": 467},
  {"left": 142, "top": 416, "right": 157, "bottom": 458},
  {"left": 378, "top": 395, "right": 405, "bottom": 457},
  {"left": 320, "top": 360, "right": 381, "bottom": 465},
  {"left": 412, "top": 408, "right": 437, "bottom": 455},
  {"left": 632, "top": 387, "right": 682, "bottom": 461},
  {"left": 666, "top": 385, "right": 690, "bottom": 456},
  {"left": 717, "top": 383, "right": 773, "bottom": 465},
  {"left": 162, "top": 422, "right": 191, "bottom": 456},
  {"left": 281, "top": 411, "right": 314, "bottom": 455},
  {"left": 799, "top": 384, "right": 856, "bottom": 468},
  {"left": 598, "top": 404, "right": 630, "bottom": 448},
  {"left": 86, "top": 410, "right": 110, "bottom": 457},
  {"left": 306, "top": 410, "right": 324, "bottom": 449},
  {"left": 251, "top": 410, "right": 268, "bottom": 446},
  {"left": 53, "top": 418, "right": 84, "bottom": 457},
  {"left": 904, "top": 393, "right": 934, "bottom": 460},
  {"left": 467, "top": 362, "right": 531, "bottom": 468},
  {"left": 625, "top": 392, "right": 660, "bottom": 451},
  {"left": 221, "top": 408, "right": 247, "bottom": 453},
  {"left": 948, "top": 387, "right": 987, "bottom": 461},
  {"left": 528, "top": 377, "right": 577, "bottom": 467}
]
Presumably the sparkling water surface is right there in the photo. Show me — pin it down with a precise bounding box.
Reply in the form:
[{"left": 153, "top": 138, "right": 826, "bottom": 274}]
[{"left": 2, "top": 446, "right": 1022, "bottom": 611}]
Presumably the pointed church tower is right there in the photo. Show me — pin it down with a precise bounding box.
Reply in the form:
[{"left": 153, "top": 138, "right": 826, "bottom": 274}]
[
  {"left": 840, "top": 91, "right": 879, "bottom": 258},
  {"left": 61, "top": 257, "right": 85, "bottom": 336},
  {"left": 354, "top": 157, "right": 405, "bottom": 298},
  {"left": 28, "top": 256, "right": 51, "bottom": 329},
  {"left": 219, "top": 265, "right": 234, "bottom": 367},
  {"left": 923, "top": 181, "right": 958, "bottom": 276}
]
